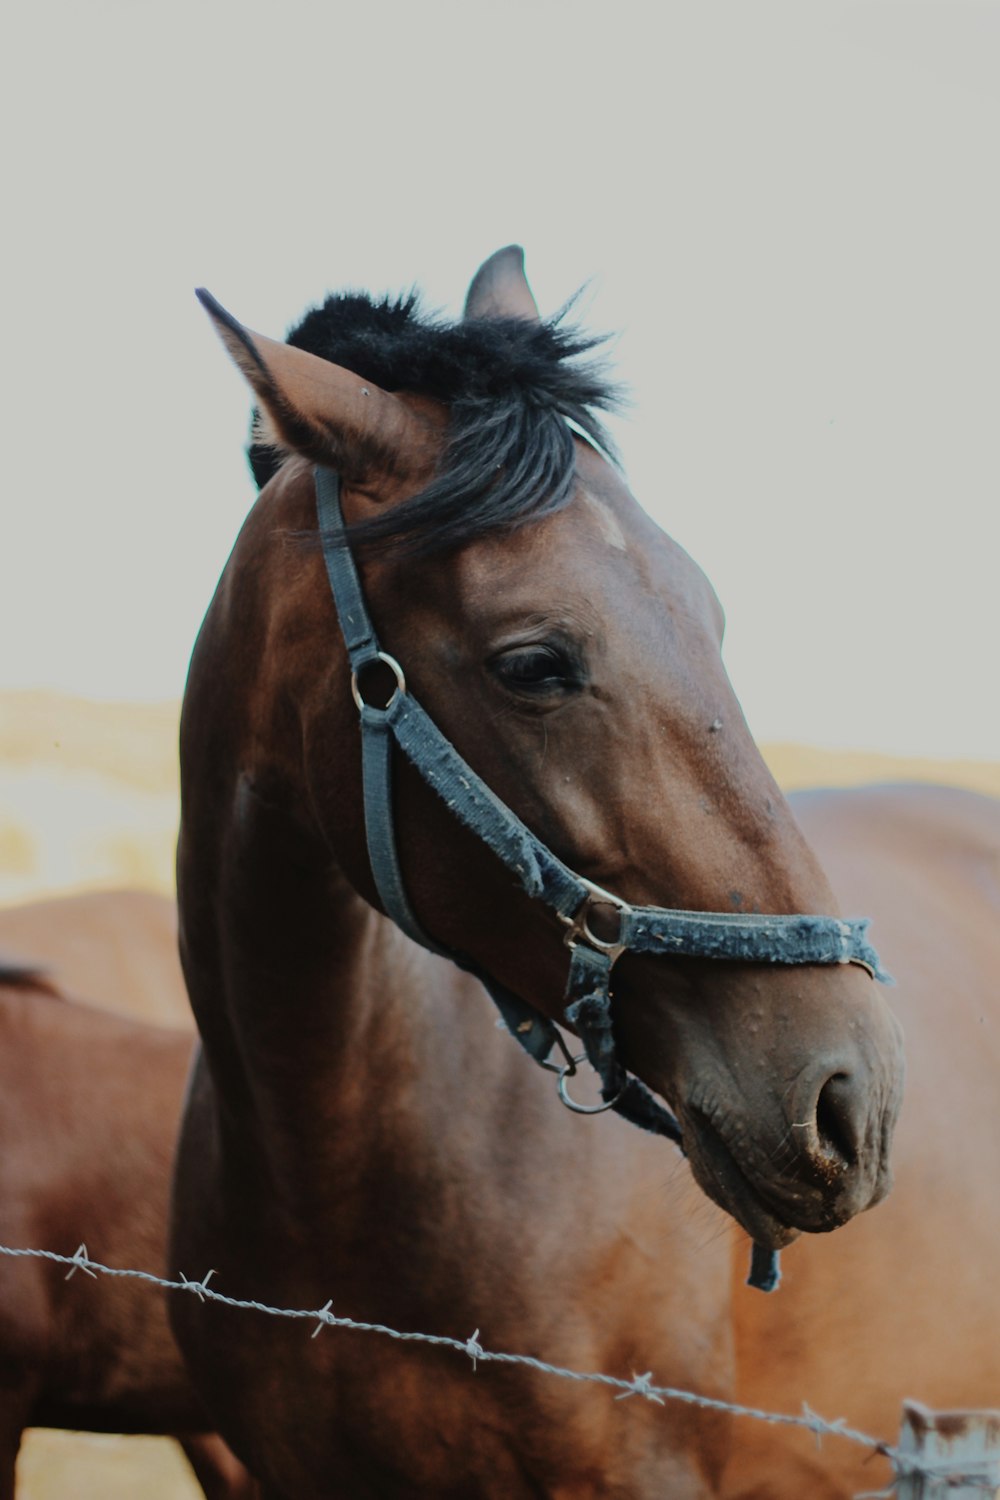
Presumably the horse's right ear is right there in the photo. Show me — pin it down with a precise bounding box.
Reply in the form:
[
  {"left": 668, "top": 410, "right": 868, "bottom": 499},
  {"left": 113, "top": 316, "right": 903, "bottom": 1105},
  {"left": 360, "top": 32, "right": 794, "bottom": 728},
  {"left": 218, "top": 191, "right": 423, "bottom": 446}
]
[
  {"left": 463, "top": 246, "right": 541, "bottom": 322},
  {"left": 196, "top": 289, "right": 431, "bottom": 479}
]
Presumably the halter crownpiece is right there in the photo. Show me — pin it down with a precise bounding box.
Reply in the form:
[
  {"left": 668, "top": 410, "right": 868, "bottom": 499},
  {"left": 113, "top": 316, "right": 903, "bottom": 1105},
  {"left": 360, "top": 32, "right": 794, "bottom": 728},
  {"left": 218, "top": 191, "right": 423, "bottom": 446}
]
[{"left": 314, "top": 466, "right": 890, "bottom": 1294}]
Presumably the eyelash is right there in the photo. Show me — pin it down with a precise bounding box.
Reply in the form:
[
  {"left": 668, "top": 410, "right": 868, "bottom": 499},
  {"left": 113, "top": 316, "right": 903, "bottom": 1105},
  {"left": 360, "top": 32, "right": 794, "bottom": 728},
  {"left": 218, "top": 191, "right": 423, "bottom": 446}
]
[{"left": 490, "top": 644, "right": 581, "bottom": 696}]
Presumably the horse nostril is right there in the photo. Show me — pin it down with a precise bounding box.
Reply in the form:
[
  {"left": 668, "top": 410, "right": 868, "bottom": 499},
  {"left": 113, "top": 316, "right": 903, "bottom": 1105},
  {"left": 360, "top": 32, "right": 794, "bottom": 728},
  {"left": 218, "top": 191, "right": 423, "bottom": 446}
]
[{"left": 814, "top": 1072, "right": 860, "bottom": 1168}]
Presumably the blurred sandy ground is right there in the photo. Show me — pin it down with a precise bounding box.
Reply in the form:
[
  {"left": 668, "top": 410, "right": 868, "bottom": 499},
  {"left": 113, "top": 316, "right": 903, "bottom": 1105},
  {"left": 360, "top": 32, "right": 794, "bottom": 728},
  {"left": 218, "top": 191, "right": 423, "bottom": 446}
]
[
  {"left": 1, "top": 690, "right": 997, "bottom": 1496},
  {"left": 0, "top": 694, "right": 180, "bottom": 904},
  {"left": 3, "top": 690, "right": 997, "bottom": 908},
  {"left": 16, "top": 1432, "right": 201, "bottom": 1499}
]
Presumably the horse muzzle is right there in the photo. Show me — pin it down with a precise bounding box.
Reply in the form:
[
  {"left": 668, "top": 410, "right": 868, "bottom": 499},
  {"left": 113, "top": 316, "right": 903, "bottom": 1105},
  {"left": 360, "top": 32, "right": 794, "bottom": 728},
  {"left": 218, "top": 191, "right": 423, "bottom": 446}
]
[{"left": 681, "top": 1059, "right": 900, "bottom": 1248}]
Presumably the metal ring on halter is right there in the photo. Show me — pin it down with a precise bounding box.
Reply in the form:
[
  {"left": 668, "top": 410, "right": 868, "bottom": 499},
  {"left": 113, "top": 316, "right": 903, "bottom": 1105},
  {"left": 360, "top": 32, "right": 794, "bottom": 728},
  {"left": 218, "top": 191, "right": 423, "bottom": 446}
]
[
  {"left": 556, "top": 1054, "right": 627, "bottom": 1115},
  {"left": 539, "top": 1028, "right": 581, "bottom": 1077},
  {"left": 558, "top": 877, "right": 632, "bottom": 964},
  {"left": 351, "top": 652, "right": 407, "bottom": 712}
]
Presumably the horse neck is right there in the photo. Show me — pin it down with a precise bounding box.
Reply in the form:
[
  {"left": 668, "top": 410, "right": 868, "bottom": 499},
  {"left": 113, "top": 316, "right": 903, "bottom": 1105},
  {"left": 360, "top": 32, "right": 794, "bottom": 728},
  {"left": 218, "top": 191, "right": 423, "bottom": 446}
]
[{"left": 176, "top": 475, "right": 466, "bottom": 1189}]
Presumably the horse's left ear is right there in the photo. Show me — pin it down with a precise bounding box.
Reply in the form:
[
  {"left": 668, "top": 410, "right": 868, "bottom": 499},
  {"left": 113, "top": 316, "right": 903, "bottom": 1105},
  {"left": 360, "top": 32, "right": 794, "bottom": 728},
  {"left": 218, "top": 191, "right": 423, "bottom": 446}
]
[
  {"left": 196, "top": 289, "right": 432, "bottom": 481},
  {"left": 463, "top": 245, "right": 541, "bottom": 322}
]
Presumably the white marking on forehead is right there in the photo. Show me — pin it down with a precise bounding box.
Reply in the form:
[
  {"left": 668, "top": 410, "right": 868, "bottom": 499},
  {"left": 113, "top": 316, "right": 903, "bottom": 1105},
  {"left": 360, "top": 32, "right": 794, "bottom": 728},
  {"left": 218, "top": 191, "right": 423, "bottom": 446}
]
[{"left": 580, "top": 486, "right": 627, "bottom": 551}]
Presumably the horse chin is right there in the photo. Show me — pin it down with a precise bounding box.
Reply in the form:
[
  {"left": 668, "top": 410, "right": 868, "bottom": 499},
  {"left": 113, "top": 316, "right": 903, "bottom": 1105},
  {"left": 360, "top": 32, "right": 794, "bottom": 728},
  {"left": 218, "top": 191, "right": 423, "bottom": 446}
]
[{"left": 682, "top": 1119, "right": 803, "bottom": 1251}]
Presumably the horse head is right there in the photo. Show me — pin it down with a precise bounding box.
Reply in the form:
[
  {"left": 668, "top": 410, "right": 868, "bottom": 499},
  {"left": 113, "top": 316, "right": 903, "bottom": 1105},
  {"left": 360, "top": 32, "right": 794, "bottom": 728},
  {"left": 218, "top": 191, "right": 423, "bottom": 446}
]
[{"left": 194, "top": 248, "right": 903, "bottom": 1260}]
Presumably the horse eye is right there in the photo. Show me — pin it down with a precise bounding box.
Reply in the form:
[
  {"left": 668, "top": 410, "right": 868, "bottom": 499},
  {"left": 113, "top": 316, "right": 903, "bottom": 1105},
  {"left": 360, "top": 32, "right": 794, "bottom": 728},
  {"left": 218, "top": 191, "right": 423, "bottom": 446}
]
[{"left": 490, "top": 645, "right": 578, "bottom": 696}]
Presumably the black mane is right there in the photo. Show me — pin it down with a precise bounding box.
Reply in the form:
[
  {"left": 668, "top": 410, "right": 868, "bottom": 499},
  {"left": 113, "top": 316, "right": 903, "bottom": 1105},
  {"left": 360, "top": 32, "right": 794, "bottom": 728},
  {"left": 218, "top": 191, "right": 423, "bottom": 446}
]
[{"left": 249, "top": 291, "right": 621, "bottom": 556}]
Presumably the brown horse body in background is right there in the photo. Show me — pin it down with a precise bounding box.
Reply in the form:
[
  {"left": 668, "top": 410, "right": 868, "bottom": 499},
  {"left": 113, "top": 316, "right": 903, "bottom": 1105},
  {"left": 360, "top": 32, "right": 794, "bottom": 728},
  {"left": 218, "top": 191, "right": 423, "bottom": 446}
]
[
  {"left": 168, "top": 250, "right": 909, "bottom": 1498},
  {"left": 724, "top": 784, "right": 1000, "bottom": 1497},
  {"left": 0, "top": 891, "right": 254, "bottom": 1499},
  {"left": 0, "top": 889, "right": 188, "bottom": 1027}
]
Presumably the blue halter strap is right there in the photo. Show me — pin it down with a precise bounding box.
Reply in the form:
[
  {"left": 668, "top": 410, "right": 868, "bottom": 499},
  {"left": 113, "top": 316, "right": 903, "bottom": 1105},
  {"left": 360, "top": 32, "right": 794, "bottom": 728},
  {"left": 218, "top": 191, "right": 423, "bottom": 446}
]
[{"left": 315, "top": 467, "right": 889, "bottom": 1294}]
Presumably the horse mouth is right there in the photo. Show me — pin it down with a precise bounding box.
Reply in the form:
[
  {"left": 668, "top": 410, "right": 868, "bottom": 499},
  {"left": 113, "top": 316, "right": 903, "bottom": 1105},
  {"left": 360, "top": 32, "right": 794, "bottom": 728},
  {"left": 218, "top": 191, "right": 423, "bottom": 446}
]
[{"left": 683, "top": 1111, "right": 804, "bottom": 1251}]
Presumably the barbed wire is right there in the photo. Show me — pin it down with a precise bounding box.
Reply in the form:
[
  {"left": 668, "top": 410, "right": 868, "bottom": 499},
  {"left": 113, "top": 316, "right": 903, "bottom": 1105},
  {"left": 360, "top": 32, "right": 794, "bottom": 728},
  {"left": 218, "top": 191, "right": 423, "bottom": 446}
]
[{"left": 2, "top": 1240, "right": 998, "bottom": 1492}]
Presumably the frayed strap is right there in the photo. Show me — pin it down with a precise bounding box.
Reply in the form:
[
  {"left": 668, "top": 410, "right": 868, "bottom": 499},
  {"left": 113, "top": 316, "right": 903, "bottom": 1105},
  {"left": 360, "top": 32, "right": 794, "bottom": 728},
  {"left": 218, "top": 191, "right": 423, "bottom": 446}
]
[
  {"left": 747, "top": 1243, "right": 782, "bottom": 1293},
  {"left": 564, "top": 946, "right": 683, "bottom": 1145}
]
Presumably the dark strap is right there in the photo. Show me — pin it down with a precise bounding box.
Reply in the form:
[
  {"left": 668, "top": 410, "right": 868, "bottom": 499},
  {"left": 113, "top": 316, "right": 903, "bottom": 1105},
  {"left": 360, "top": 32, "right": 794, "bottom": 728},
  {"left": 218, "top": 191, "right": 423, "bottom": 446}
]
[
  {"left": 564, "top": 944, "right": 683, "bottom": 1144},
  {"left": 624, "top": 908, "right": 887, "bottom": 982},
  {"left": 386, "top": 693, "right": 582, "bottom": 918},
  {"left": 372, "top": 682, "right": 888, "bottom": 975},
  {"left": 362, "top": 691, "right": 562, "bottom": 1059},
  {"left": 316, "top": 467, "right": 380, "bottom": 666},
  {"left": 359, "top": 705, "right": 432, "bottom": 951},
  {"left": 320, "top": 469, "right": 563, "bottom": 1057}
]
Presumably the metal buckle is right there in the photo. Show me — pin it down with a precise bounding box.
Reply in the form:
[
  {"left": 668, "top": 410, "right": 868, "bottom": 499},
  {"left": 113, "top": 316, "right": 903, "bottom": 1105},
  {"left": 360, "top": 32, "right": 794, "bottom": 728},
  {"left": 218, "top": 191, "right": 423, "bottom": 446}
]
[
  {"left": 558, "top": 877, "right": 632, "bottom": 965},
  {"left": 351, "top": 652, "right": 407, "bottom": 712},
  {"left": 538, "top": 1028, "right": 627, "bottom": 1114}
]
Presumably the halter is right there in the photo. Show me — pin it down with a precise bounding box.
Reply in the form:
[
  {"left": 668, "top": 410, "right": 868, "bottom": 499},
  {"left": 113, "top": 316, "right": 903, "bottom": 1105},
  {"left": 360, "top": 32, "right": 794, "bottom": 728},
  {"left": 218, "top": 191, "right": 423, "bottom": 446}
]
[{"left": 315, "top": 467, "right": 889, "bottom": 1292}]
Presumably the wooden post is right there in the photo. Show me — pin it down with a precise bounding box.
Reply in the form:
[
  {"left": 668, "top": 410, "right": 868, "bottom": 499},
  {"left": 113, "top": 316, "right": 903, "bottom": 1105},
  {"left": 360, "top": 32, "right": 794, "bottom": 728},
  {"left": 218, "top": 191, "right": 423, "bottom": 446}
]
[{"left": 893, "top": 1401, "right": 1000, "bottom": 1498}]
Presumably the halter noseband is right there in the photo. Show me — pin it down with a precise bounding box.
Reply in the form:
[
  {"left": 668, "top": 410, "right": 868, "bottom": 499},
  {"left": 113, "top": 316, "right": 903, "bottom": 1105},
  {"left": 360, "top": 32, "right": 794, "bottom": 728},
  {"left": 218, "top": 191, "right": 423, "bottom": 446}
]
[{"left": 315, "top": 467, "right": 889, "bottom": 1292}]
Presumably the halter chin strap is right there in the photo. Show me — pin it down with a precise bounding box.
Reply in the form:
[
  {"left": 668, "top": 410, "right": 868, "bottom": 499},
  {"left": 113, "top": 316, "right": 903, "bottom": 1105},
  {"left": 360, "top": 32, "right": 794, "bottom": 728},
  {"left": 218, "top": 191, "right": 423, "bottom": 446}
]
[{"left": 315, "top": 467, "right": 889, "bottom": 1294}]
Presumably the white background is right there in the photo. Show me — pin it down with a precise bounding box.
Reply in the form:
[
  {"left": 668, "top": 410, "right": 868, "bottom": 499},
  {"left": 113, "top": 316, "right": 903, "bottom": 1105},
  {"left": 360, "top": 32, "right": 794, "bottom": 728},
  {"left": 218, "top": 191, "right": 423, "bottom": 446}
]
[{"left": 3, "top": 1, "right": 997, "bottom": 757}]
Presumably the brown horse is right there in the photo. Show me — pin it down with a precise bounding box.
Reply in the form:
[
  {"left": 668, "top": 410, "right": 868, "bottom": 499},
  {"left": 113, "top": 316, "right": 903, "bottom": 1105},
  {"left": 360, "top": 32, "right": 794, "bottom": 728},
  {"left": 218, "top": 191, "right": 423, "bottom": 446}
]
[
  {"left": 0, "top": 893, "right": 255, "bottom": 1499},
  {"left": 169, "top": 247, "right": 907, "bottom": 1498},
  {"left": 723, "top": 784, "right": 1000, "bottom": 1498},
  {"left": 0, "top": 889, "right": 190, "bottom": 1028}
]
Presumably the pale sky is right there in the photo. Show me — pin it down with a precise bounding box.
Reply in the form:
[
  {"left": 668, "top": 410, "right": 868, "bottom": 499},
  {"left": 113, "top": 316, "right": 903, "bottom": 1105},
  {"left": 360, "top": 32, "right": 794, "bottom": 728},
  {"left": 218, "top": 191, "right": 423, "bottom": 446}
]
[{"left": 2, "top": 1, "right": 997, "bottom": 758}]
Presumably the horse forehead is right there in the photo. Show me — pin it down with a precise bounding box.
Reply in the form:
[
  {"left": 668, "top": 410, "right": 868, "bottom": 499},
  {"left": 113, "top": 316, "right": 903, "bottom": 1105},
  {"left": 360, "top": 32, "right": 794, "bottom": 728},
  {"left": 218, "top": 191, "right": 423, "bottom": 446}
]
[
  {"left": 447, "top": 496, "right": 637, "bottom": 614},
  {"left": 567, "top": 458, "right": 707, "bottom": 597},
  {"left": 443, "top": 489, "right": 712, "bottom": 636}
]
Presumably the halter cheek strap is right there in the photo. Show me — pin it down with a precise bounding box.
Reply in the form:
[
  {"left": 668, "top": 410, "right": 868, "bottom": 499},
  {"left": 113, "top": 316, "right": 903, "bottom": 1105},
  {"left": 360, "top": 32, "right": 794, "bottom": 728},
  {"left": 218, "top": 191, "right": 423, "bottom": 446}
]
[{"left": 315, "top": 466, "right": 889, "bottom": 1295}]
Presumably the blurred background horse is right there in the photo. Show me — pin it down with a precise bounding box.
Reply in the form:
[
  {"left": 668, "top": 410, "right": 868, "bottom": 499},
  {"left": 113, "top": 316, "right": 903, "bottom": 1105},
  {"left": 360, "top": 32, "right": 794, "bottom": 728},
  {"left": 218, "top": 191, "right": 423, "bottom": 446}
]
[
  {"left": 724, "top": 785, "right": 1000, "bottom": 1496},
  {"left": 0, "top": 891, "right": 255, "bottom": 1500}
]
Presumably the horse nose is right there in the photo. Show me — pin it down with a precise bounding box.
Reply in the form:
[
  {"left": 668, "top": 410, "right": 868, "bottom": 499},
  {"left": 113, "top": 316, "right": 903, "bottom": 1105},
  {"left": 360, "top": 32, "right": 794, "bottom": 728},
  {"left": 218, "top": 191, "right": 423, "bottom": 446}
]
[
  {"left": 814, "top": 1071, "right": 864, "bottom": 1167},
  {"left": 792, "top": 1061, "right": 870, "bottom": 1176}
]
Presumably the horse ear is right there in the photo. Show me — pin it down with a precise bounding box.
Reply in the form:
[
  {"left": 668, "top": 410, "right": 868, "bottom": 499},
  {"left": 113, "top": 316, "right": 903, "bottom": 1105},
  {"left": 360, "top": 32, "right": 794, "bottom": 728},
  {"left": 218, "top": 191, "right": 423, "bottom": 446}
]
[
  {"left": 463, "top": 245, "right": 541, "bottom": 322},
  {"left": 196, "top": 289, "right": 430, "bottom": 479}
]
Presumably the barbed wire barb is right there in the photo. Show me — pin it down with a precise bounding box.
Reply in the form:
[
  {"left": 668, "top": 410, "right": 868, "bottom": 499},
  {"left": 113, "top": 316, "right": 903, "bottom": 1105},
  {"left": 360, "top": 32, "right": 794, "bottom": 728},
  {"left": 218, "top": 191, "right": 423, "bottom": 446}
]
[
  {"left": 64, "top": 1243, "right": 98, "bottom": 1281},
  {"left": 464, "top": 1329, "right": 484, "bottom": 1371},
  {"left": 312, "top": 1300, "right": 335, "bottom": 1339},
  {"left": 179, "top": 1268, "right": 217, "bottom": 1302},
  {"left": 802, "top": 1400, "right": 850, "bottom": 1450},
  {"left": 615, "top": 1371, "right": 665, "bottom": 1406}
]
